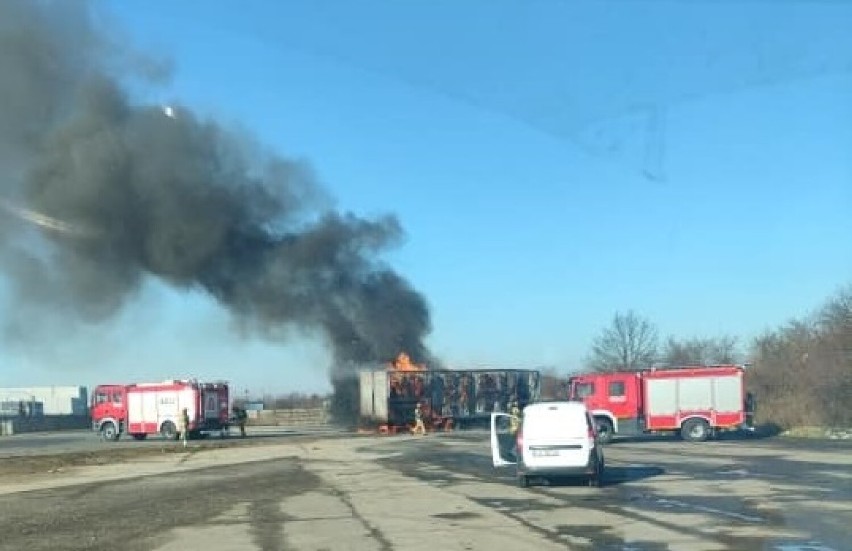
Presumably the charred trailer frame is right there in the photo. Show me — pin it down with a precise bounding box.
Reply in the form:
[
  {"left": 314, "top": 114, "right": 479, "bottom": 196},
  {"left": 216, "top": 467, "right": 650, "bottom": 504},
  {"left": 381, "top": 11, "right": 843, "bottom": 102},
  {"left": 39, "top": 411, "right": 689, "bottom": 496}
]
[{"left": 359, "top": 368, "right": 541, "bottom": 430}]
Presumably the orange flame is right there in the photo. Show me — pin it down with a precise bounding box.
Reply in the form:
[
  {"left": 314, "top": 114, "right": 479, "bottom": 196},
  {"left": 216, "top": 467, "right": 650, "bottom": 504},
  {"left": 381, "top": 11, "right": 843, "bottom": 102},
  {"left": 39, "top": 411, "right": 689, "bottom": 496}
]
[{"left": 390, "top": 352, "right": 425, "bottom": 371}]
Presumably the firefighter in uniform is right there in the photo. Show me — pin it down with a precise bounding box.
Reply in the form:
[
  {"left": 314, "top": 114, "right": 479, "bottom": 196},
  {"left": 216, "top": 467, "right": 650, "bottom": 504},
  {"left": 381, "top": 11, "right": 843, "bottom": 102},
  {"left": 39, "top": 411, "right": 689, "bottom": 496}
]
[
  {"left": 179, "top": 407, "right": 190, "bottom": 448},
  {"left": 508, "top": 400, "right": 522, "bottom": 461},
  {"left": 412, "top": 402, "right": 427, "bottom": 435},
  {"left": 233, "top": 405, "right": 247, "bottom": 438},
  {"left": 509, "top": 400, "right": 521, "bottom": 435}
]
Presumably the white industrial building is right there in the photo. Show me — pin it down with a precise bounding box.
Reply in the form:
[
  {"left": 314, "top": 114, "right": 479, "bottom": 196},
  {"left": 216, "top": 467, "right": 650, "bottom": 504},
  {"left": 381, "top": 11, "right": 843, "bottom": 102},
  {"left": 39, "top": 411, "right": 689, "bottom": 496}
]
[{"left": 0, "top": 386, "right": 88, "bottom": 416}]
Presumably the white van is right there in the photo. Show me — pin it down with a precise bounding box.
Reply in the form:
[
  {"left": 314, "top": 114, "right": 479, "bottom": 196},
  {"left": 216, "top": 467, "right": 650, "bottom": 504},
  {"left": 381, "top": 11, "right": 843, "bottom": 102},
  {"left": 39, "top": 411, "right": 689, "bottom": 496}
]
[{"left": 490, "top": 401, "right": 604, "bottom": 487}]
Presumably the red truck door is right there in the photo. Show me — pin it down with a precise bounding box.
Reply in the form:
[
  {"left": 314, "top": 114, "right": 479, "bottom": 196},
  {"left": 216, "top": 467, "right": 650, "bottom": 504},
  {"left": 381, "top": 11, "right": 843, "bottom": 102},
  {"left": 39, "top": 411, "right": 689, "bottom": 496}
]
[
  {"left": 593, "top": 374, "right": 642, "bottom": 439},
  {"left": 569, "top": 373, "right": 642, "bottom": 442},
  {"left": 599, "top": 374, "right": 640, "bottom": 421},
  {"left": 90, "top": 386, "right": 110, "bottom": 424},
  {"left": 91, "top": 385, "right": 127, "bottom": 440}
]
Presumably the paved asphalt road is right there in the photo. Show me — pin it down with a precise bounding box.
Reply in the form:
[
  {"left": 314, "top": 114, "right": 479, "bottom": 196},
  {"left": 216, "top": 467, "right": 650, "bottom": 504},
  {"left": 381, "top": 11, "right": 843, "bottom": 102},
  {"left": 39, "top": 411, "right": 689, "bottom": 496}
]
[{"left": 0, "top": 431, "right": 848, "bottom": 550}]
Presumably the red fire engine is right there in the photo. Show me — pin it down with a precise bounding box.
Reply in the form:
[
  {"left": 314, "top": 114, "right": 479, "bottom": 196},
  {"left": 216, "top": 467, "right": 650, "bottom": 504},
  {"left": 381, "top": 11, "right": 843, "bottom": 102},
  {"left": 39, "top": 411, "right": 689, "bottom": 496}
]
[
  {"left": 91, "top": 380, "right": 231, "bottom": 441},
  {"left": 567, "top": 365, "right": 753, "bottom": 443}
]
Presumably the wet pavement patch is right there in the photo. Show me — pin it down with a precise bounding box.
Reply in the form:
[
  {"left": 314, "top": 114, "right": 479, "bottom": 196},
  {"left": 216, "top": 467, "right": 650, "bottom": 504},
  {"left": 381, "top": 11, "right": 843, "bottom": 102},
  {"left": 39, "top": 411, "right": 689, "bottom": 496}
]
[
  {"left": 555, "top": 524, "right": 671, "bottom": 551},
  {"left": 768, "top": 540, "right": 841, "bottom": 551},
  {"left": 623, "top": 492, "right": 765, "bottom": 523},
  {"left": 473, "top": 497, "right": 564, "bottom": 513},
  {"left": 431, "top": 511, "right": 481, "bottom": 520},
  {"left": 603, "top": 465, "right": 666, "bottom": 484}
]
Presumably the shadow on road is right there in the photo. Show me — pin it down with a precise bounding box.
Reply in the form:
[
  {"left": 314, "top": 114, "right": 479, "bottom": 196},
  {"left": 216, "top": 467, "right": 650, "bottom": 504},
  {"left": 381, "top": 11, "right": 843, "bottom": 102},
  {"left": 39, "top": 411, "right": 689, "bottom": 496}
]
[
  {"left": 532, "top": 465, "right": 665, "bottom": 488},
  {"left": 605, "top": 425, "right": 781, "bottom": 446},
  {"left": 603, "top": 465, "right": 666, "bottom": 485},
  {"left": 195, "top": 428, "right": 345, "bottom": 441}
]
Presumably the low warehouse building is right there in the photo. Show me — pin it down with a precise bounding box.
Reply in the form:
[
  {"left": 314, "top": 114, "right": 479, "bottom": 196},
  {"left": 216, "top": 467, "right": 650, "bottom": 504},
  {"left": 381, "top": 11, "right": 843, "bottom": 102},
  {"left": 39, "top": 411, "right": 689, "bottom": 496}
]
[
  {"left": 0, "top": 386, "right": 89, "bottom": 435},
  {"left": 0, "top": 386, "right": 88, "bottom": 415}
]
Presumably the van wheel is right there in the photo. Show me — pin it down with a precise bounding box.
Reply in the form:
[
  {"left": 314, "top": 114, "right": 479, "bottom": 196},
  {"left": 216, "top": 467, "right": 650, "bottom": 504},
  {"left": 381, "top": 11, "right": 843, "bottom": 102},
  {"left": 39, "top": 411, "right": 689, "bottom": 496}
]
[
  {"left": 517, "top": 475, "right": 529, "bottom": 488},
  {"left": 589, "top": 466, "right": 603, "bottom": 487},
  {"left": 160, "top": 421, "right": 177, "bottom": 441},
  {"left": 681, "top": 418, "right": 710, "bottom": 442},
  {"left": 595, "top": 417, "right": 614, "bottom": 444},
  {"left": 588, "top": 459, "right": 603, "bottom": 487}
]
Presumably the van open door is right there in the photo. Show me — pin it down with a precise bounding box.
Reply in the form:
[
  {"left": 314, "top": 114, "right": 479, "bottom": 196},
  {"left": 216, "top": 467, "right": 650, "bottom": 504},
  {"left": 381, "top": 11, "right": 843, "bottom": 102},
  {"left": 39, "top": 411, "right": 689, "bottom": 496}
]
[{"left": 490, "top": 412, "right": 519, "bottom": 467}]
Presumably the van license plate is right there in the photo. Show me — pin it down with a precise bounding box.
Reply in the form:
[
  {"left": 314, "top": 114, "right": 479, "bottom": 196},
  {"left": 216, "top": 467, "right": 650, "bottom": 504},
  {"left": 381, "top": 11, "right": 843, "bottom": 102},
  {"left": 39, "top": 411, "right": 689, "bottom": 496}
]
[{"left": 532, "top": 450, "right": 559, "bottom": 457}]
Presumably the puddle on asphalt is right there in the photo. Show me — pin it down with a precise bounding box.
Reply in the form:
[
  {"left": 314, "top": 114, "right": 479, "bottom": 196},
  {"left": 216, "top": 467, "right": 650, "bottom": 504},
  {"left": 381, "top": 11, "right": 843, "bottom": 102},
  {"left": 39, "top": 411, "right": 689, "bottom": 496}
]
[
  {"left": 653, "top": 497, "right": 764, "bottom": 522},
  {"left": 624, "top": 492, "right": 765, "bottom": 523},
  {"left": 770, "top": 541, "right": 840, "bottom": 551},
  {"left": 431, "top": 511, "right": 481, "bottom": 520},
  {"left": 555, "top": 524, "right": 670, "bottom": 551}
]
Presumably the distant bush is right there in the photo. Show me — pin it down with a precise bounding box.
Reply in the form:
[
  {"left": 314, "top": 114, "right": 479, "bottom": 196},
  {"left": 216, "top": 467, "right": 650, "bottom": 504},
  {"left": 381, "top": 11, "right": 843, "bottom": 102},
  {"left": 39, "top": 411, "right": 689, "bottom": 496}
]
[{"left": 748, "top": 286, "right": 852, "bottom": 429}]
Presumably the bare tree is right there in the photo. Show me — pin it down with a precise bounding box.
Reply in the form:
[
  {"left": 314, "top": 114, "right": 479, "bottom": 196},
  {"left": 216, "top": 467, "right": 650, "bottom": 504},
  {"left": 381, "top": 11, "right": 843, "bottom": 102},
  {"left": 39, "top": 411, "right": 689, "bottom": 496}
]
[
  {"left": 588, "top": 310, "right": 659, "bottom": 372},
  {"left": 817, "top": 285, "right": 852, "bottom": 341},
  {"left": 662, "top": 335, "right": 740, "bottom": 366}
]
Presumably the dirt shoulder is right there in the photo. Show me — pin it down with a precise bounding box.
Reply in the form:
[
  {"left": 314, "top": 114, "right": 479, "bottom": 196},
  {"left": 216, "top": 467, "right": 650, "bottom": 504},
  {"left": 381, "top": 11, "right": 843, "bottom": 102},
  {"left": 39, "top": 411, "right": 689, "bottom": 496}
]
[
  {"left": 0, "top": 433, "right": 348, "bottom": 479},
  {"left": 781, "top": 426, "right": 852, "bottom": 440}
]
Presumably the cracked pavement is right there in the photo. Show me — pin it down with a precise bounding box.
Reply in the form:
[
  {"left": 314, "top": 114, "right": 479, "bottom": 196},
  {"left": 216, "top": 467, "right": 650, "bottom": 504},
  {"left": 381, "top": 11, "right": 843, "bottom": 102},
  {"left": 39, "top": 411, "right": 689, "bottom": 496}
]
[{"left": 0, "top": 432, "right": 849, "bottom": 550}]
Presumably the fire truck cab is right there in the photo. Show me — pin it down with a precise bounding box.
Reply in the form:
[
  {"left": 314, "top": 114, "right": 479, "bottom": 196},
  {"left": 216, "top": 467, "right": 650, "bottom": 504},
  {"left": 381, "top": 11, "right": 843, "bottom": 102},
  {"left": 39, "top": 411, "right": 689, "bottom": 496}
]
[
  {"left": 568, "top": 365, "right": 751, "bottom": 443},
  {"left": 91, "top": 380, "right": 230, "bottom": 441}
]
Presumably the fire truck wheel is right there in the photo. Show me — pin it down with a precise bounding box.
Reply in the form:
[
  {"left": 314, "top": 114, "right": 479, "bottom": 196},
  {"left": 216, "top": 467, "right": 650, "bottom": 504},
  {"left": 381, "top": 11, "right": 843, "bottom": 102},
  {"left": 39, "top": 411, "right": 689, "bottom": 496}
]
[
  {"left": 594, "top": 418, "right": 614, "bottom": 444},
  {"left": 100, "top": 421, "right": 118, "bottom": 442},
  {"left": 681, "top": 418, "right": 710, "bottom": 442},
  {"left": 160, "top": 421, "right": 177, "bottom": 441}
]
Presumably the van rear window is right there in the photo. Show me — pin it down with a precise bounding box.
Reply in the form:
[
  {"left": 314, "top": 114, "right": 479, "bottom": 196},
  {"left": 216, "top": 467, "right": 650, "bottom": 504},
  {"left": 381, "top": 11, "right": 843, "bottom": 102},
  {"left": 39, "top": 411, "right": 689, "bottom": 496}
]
[{"left": 524, "top": 407, "right": 590, "bottom": 439}]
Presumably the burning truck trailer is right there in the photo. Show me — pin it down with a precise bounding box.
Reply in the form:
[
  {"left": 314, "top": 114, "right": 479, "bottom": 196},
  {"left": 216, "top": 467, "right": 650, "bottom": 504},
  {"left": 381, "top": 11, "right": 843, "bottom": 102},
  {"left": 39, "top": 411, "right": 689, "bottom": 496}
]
[{"left": 358, "top": 353, "right": 541, "bottom": 432}]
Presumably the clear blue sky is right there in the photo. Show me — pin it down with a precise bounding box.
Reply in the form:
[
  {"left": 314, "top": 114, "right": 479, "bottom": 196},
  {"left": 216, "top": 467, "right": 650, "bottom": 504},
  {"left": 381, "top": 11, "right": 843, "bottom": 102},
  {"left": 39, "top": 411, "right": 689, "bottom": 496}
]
[{"left": 4, "top": 0, "right": 852, "bottom": 396}]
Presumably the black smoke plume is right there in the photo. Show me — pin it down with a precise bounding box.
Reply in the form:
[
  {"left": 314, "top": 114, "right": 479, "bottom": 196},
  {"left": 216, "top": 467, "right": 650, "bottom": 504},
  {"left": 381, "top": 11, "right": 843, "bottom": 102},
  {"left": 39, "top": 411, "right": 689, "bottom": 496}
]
[{"left": 0, "top": 1, "right": 434, "bottom": 418}]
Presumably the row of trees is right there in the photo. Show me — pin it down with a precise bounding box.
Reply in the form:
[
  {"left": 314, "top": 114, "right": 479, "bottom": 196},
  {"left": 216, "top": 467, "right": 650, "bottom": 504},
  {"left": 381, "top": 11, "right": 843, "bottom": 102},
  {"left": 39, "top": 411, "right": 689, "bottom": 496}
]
[
  {"left": 587, "top": 310, "right": 741, "bottom": 371},
  {"left": 586, "top": 286, "right": 852, "bottom": 428}
]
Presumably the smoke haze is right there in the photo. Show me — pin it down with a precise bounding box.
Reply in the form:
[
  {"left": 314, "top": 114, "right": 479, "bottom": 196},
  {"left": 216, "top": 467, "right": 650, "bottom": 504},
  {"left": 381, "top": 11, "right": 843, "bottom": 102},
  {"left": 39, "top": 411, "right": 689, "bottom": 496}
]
[{"left": 0, "top": 1, "right": 434, "bottom": 393}]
